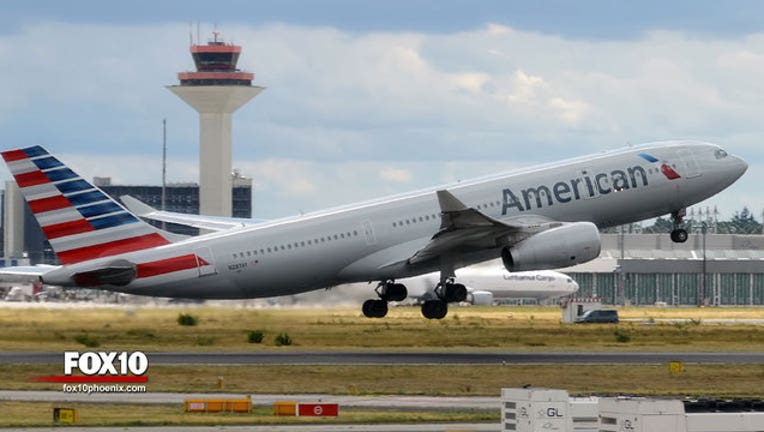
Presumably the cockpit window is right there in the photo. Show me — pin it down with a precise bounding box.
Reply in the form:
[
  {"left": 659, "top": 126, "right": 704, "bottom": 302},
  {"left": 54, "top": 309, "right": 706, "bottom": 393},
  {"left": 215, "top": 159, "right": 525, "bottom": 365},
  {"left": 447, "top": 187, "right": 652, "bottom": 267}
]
[{"left": 715, "top": 149, "right": 728, "bottom": 159}]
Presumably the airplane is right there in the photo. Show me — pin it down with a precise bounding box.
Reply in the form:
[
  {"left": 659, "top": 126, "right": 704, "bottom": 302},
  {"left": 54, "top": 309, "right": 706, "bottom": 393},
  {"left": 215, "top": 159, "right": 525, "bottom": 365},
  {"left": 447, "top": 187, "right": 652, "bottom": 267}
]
[
  {"left": 396, "top": 267, "right": 578, "bottom": 305},
  {"left": 0, "top": 141, "right": 747, "bottom": 319}
]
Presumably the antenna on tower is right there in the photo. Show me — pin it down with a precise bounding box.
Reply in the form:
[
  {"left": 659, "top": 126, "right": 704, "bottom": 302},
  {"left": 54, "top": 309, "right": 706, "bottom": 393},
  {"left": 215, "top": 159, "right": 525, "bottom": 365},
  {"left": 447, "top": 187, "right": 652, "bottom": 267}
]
[
  {"left": 188, "top": 23, "right": 193, "bottom": 46},
  {"left": 196, "top": 21, "right": 200, "bottom": 46}
]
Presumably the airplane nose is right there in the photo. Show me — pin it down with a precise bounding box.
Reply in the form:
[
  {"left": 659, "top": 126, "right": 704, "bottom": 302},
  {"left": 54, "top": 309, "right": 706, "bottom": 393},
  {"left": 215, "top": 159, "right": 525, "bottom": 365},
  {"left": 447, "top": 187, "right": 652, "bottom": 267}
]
[{"left": 735, "top": 156, "right": 749, "bottom": 176}]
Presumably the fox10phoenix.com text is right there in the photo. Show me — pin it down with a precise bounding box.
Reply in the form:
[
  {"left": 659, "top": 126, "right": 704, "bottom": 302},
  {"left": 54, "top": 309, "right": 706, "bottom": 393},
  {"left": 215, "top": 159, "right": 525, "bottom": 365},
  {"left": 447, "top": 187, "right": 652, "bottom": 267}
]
[{"left": 34, "top": 351, "right": 148, "bottom": 394}]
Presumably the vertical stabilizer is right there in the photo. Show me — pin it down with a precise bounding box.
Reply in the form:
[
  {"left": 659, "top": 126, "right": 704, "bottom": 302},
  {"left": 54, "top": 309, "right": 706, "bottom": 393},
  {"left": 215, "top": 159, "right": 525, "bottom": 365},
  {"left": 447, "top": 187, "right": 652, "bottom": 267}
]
[{"left": 2, "top": 146, "right": 173, "bottom": 264}]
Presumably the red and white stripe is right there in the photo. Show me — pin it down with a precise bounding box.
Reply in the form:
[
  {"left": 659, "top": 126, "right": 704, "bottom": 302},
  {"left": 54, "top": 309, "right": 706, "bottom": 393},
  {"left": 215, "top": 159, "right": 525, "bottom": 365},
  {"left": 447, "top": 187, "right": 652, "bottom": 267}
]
[{"left": 2, "top": 146, "right": 172, "bottom": 265}]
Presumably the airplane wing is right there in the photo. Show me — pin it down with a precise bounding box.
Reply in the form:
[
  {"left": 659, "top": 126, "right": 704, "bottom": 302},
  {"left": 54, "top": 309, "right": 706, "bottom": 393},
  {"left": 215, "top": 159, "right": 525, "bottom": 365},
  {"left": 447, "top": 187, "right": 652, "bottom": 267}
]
[
  {"left": 407, "top": 190, "right": 547, "bottom": 265},
  {"left": 0, "top": 265, "right": 57, "bottom": 283},
  {"left": 121, "top": 195, "right": 266, "bottom": 232}
]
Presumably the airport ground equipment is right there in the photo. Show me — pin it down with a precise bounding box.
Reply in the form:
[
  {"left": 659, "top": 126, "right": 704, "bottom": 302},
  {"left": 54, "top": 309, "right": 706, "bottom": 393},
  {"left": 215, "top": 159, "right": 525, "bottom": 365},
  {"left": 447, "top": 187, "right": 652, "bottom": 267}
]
[
  {"left": 502, "top": 387, "right": 764, "bottom": 432},
  {"left": 560, "top": 297, "right": 602, "bottom": 323},
  {"left": 501, "top": 388, "right": 599, "bottom": 432},
  {"left": 52, "top": 407, "right": 78, "bottom": 424},
  {"left": 184, "top": 396, "right": 252, "bottom": 413},
  {"left": 273, "top": 401, "right": 339, "bottom": 417}
]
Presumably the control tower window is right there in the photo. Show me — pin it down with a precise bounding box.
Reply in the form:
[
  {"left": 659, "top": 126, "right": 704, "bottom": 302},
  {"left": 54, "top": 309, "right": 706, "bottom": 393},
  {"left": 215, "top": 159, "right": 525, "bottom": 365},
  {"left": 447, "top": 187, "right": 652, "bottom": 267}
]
[{"left": 193, "top": 52, "right": 240, "bottom": 71}]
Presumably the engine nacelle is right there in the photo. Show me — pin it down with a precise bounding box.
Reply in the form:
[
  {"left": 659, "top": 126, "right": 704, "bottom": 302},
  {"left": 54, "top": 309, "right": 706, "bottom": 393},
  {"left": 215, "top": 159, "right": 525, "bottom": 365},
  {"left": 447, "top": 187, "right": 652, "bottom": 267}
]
[
  {"left": 501, "top": 222, "right": 601, "bottom": 272},
  {"left": 467, "top": 290, "right": 494, "bottom": 306}
]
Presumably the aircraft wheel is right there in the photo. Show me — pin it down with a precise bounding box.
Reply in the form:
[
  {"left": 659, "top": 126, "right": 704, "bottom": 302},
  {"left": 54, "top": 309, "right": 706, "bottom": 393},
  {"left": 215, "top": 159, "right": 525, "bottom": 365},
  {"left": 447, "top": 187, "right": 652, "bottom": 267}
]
[
  {"left": 421, "top": 300, "right": 448, "bottom": 319},
  {"left": 670, "top": 228, "right": 688, "bottom": 243},
  {"left": 362, "top": 299, "right": 376, "bottom": 318},
  {"left": 363, "top": 299, "right": 388, "bottom": 318},
  {"left": 381, "top": 283, "right": 408, "bottom": 302},
  {"left": 444, "top": 283, "right": 467, "bottom": 303}
]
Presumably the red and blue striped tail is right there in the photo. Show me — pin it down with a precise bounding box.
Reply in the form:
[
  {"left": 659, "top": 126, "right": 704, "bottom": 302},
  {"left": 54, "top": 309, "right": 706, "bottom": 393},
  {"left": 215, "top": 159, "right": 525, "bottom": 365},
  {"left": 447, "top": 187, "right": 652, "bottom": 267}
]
[{"left": 2, "top": 146, "right": 173, "bottom": 265}]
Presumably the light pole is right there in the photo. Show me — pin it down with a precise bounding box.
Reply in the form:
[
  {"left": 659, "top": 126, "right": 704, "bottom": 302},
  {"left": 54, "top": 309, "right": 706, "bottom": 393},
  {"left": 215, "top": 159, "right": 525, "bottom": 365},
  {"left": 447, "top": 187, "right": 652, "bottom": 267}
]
[
  {"left": 619, "top": 224, "right": 625, "bottom": 305},
  {"left": 699, "top": 221, "right": 707, "bottom": 306}
]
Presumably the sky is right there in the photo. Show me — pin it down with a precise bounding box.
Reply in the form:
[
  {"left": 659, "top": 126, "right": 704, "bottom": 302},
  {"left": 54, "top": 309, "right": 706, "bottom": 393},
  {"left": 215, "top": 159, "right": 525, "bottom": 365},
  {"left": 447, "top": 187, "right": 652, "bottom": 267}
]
[{"left": 1, "top": 0, "right": 764, "bottom": 220}]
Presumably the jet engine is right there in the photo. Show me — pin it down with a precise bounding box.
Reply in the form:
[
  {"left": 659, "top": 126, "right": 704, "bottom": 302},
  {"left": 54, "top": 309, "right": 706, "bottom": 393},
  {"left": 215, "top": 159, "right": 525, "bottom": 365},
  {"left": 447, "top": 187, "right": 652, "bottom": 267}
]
[
  {"left": 501, "top": 222, "right": 601, "bottom": 272},
  {"left": 467, "top": 290, "right": 494, "bottom": 306}
]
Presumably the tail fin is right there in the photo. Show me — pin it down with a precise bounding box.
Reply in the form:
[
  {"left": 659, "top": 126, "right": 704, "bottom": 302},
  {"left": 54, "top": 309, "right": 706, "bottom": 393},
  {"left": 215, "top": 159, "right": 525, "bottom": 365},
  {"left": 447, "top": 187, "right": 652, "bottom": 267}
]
[{"left": 2, "top": 146, "right": 173, "bottom": 265}]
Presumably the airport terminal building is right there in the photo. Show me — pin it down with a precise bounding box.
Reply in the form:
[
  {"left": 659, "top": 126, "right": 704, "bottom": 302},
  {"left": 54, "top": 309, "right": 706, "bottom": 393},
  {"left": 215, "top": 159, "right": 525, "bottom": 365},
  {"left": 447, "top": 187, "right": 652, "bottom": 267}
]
[{"left": 567, "top": 233, "right": 764, "bottom": 306}]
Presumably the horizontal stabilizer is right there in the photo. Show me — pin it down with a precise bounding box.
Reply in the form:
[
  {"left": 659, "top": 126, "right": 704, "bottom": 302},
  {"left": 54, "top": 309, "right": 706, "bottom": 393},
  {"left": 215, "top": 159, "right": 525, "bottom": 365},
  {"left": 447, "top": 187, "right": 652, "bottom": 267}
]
[
  {"left": 121, "top": 195, "right": 266, "bottom": 232},
  {"left": 0, "top": 265, "right": 57, "bottom": 283}
]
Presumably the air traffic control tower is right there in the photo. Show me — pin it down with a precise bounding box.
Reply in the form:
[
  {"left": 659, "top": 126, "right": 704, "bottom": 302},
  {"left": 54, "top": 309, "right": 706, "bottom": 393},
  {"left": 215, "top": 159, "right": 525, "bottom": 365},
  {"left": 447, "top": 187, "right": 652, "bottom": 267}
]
[{"left": 168, "top": 33, "right": 263, "bottom": 217}]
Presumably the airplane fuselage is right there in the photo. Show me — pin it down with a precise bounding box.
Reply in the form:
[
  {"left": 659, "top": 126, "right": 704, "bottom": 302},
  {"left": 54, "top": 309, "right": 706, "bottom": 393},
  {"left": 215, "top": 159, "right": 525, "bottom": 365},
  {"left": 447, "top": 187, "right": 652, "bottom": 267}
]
[{"left": 44, "top": 141, "right": 746, "bottom": 299}]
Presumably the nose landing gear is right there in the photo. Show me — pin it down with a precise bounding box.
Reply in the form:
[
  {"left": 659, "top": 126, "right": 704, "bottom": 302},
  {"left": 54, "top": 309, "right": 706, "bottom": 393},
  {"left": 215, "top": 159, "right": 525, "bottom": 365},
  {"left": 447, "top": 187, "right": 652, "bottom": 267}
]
[{"left": 670, "top": 209, "right": 688, "bottom": 243}]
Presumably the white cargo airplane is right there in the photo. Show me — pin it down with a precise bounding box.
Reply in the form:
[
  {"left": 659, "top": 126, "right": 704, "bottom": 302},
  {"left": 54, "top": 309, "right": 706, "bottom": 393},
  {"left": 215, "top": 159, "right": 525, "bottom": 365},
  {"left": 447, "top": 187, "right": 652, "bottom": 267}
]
[
  {"left": 0, "top": 141, "right": 746, "bottom": 319},
  {"left": 399, "top": 267, "right": 578, "bottom": 305}
]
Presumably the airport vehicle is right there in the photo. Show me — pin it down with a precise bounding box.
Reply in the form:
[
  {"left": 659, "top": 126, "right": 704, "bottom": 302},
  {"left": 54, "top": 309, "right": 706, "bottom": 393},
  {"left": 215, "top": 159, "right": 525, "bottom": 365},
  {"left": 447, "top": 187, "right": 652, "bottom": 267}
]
[
  {"left": 0, "top": 141, "right": 746, "bottom": 318},
  {"left": 574, "top": 309, "right": 619, "bottom": 323},
  {"left": 400, "top": 267, "right": 578, "bottom": 305}
]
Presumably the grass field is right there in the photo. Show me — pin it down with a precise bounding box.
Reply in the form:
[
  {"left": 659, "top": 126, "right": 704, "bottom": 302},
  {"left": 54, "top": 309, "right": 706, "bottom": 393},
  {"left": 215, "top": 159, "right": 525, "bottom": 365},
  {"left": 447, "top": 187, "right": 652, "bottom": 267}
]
[
  {"left": 3, "top": 363, "right": 764, "bottom": 398},
  {"left": 1, "top": 304, "right": 762, "bottom": 426},
  {"left": 0, "top": 401, "right": 496, "bottom": 427},
  {"left": 0, "top": 304, "right": 762, "bottom": 352}
]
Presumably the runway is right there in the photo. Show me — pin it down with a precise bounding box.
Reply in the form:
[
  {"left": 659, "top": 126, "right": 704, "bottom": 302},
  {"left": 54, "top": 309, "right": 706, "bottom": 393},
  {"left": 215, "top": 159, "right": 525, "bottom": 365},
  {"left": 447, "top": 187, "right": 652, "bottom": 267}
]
[{"left": 2, "top": 351, "right": 764, "bottom": 365}]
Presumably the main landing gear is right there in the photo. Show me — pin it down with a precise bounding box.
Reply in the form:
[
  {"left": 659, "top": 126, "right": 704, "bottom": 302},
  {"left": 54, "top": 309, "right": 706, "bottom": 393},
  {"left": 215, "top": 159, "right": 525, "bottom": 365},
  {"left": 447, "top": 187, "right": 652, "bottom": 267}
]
[
  {"left": 421, "top": 278, "right": 467, "bottom": 320},
  {"left": 670, "top": 209, "right": 688, "bottom": 243},
  {"left": 362, "top": 281, "right": 407, "bottom": 318}
]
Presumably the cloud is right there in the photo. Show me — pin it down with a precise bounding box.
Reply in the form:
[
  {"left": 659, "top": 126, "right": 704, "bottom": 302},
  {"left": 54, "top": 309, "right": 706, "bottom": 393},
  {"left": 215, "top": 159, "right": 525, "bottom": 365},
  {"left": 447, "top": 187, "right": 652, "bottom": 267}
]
[
  {"left": 0, "top": 21, "right": 761, "bottom": 220},
  {"left": 379, "top": 167, "right": 412, "bottom": 183}
]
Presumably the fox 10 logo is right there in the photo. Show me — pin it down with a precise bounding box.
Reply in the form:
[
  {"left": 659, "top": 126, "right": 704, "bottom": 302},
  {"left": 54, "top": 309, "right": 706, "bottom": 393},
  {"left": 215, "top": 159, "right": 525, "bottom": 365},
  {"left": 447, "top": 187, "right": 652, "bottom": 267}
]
[
  {"left": 64, "top": 351, "right": 149, "bottom": 379},
  {"left": 34, "top": 351, "right": 149, "bottom": 384}
]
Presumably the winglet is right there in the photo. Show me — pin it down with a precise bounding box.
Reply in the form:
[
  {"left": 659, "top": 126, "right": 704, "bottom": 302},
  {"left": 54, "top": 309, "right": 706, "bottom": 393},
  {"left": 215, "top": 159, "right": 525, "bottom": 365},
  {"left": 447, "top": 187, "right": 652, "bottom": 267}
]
[{"left": 436, "top": 190, "right": 468, "bottom": 213}]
